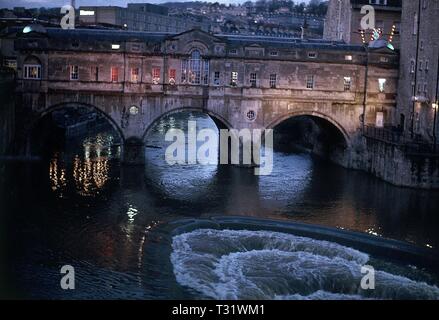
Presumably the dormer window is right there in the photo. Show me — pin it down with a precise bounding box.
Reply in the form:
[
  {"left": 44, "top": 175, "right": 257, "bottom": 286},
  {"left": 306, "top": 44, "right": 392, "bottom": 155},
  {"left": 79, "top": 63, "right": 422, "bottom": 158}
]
[
  {"left": 229, "top": 49, "right": 238, "bottom": 55},
  {"left": 308, "top": 52, "right": 317, "bottom": 59}
]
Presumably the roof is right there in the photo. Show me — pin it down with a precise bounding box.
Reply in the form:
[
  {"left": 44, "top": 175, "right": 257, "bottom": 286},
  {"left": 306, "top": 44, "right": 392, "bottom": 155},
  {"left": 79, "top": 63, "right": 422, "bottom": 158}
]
[{"left": 4, "top": 25, "right": 382, "bottom": 53}]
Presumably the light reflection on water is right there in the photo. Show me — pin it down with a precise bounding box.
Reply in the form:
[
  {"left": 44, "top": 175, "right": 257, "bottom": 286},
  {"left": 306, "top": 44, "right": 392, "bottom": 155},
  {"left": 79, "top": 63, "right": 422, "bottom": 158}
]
[{"left": 1, "top": 111, "right": 439, "bottom": 299}]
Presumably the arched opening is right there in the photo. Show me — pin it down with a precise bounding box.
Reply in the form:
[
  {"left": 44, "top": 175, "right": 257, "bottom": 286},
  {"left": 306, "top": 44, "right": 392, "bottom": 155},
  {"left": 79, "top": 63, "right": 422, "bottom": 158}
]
[
  {"left": 27, "top": 103, "right": 123, "bottom": 197},
  {"left": 142, "top": 109, "right": 233, "bottom": 204},
  {"left": 269, "top": 113, "right": 350, "bottom": 166}
]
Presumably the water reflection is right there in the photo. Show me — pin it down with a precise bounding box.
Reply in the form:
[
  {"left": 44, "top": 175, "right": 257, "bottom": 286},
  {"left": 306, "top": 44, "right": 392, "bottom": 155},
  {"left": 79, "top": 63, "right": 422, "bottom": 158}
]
[{"left": 1, "top": 111, "right": 439, "bottom": 299}]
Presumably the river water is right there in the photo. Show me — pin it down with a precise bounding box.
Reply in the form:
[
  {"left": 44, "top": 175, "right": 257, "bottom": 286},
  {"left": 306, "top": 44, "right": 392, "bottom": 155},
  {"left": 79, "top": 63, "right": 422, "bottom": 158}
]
[{"left": 1, "top": 112, "right": 439, "bottom": 299}]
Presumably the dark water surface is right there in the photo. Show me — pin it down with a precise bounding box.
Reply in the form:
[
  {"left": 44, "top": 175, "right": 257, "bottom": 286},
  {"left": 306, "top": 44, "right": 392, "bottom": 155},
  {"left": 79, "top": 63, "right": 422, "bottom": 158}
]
[{"left": 1, "top": 112, "right": 439, "bottom": 299}]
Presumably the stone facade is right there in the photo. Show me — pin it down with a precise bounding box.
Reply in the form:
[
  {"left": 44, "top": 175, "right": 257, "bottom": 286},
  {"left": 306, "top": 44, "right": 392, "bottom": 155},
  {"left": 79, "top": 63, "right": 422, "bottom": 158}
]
[
  {"left": 78, "top": 4, "right": 209, "bottom": 33},
  {"left": 0, "top": 70, "right": 15, "bottom": 156},
  {"left": 396, "top": 0, "right": 439, "bottom": 142},
  {"left": 324, "top": 0, "right": 401, "bottom": 48},
  {"left": 12, "top": 26, "right": 439, "bottom": 187}
]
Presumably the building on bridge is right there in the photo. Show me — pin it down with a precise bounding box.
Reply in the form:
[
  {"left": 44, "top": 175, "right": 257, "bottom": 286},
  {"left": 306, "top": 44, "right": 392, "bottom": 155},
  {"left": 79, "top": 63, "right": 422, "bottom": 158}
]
[
  {"left": 324, "top": 0, "right": 402, "bottom": 49},
  {"left": 1, "top": 25, "right": 399, "bottom": 175},
  {"left": 396, "top": 0, "right": 439, "bottom": 143}
]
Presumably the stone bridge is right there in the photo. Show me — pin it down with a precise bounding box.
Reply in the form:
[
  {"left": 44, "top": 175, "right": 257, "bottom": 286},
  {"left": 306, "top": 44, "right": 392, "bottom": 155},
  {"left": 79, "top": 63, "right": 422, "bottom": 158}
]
[{"left": 9, "top": 27, "right": 399, "bottom": 166}]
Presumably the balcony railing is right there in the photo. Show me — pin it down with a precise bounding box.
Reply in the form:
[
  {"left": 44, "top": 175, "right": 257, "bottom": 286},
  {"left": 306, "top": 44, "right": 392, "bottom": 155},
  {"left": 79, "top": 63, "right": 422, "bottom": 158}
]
[{"left": 363, "top": 125, "right": 439, "bottom": 156}]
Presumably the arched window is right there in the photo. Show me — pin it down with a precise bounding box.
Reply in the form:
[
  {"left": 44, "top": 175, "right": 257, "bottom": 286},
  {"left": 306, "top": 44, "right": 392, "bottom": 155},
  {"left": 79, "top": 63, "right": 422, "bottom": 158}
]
[{"left": 181, "top": 49, "right": 209, "bottom": 85}]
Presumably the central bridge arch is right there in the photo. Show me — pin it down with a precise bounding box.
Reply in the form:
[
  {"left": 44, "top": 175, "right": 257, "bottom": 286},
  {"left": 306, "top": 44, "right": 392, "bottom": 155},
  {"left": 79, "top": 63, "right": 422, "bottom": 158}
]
[{"left": 141, "top": 107, "right": 233, "bottom": 142}]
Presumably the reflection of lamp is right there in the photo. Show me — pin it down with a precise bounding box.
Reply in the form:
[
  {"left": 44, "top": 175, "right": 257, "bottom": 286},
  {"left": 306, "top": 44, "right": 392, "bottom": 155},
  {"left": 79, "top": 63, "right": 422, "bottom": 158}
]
[{"left": 433, "top": 102, "right": 439, "bottom": 110}]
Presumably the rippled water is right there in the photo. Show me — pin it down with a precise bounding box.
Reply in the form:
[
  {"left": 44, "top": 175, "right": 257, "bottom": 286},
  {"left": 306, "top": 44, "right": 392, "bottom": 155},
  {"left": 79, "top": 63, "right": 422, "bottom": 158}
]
[
  {"left": 171, "top": 229, "right": 439, "bottom": 300},
  {"left": 1, "top": 111, "right": 439, "bottom": 299}
]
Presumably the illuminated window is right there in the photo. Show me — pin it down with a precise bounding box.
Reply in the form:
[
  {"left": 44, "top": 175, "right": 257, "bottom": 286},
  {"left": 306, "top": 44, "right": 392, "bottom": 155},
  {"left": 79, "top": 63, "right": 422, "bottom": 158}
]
[
  {"left": 230, "top": 71, "right": 238, "bottom": 87},
  {"left": 180, "top": 50, "right": 209, "bottom": 85},
  {"left": 3, "top": 59, "right": 17, "bottom": 71},
  {"left": 344, "top": 77, "right": 352, "bottom": 91},
  {"left": 23, "top": 64, "right": 41, "bottom": 79},
  {"left": 70, "top": 65, "right": 79, "bottom": 80},
  {"left": 111, "top": 44, "right": 120, "bottom": 50},
  {"left": 269, "top": 74, "right": 277, "bottom": 89},
  {"left": 250, "top": 73, "right": 257, "bottom": 88},
  {"left": 378, "top": 78, "right": 386, "bottom": 92},
  {"left": 80, "top": 10, "right": 95, "bottom": 16},
  {"left": 306, "top": 75, "right": 314, "bottom": 89},
  {"left": 131, "top": 68, "right": 139, "bottom": 82},
  {"left": 152, "top": 67, "right": 160, "bottom": 84},
  {"left": 345, "top": 55, "right": 353, "bottom": 61},
  {"left": 410, "top": 60, "right": 415, "bottom": 73},
  {"left": 169, "top": 68, "right": 176, "bottom": 85},
  {"left": 111, "top": 67, "right": 118, "bottom": 82}
]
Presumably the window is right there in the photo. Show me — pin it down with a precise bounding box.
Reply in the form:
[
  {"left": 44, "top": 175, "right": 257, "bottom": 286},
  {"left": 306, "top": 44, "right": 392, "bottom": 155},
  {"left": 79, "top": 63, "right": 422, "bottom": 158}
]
[
  {"left": 269, "top": 74, "right": 277, "bottom": 89},
  {"left": 369, "top": 0, "right": 387, "bottom": 5},
  {"left": 131, "top": 68, "right": 140, "bottom": 83},
  {"left": 250, "top": 73, "right": 257, "bottom": 88},
  {"left": 410, "top": 60, "right": 415, "bottom": 73},
  {"left": 344, "top": 77, "right": 352, "bottom": 91},
  {"left": 91, "top": 66, "right": 99, "bottom": 81},
  {"left": 23, "top": 64, "right": 41, "bottom": 79},
  {"left": 213, "top": 71, "right": 220, "bottom": 86},
  {"left": 70, "top": 65, "right": 79, "bottom": 80},
  {"left": 231, "top": 71, "right": 238, "bottom": 87},
  {"left": 180, "top": 50, "right": 209, "bottom": 85},
  {"left": 3, "top": 59, "right": 17, "bottom": 71},
  {"left": 378, "top": 78, "right": 386, "bottom": 92},
  {"left": 270, "top": 51, "right": 278, "bottom": 57},
  {"left": 229, "top": 49, "right": 237, "bottom": 55},
  {"left": 423, "top": 82, "right": 428, "bottom": 94},
  {"left": 111, "top": 44, "right": 120, "bottom": 50},
  {"left": 425, "top": 60, "right": 429, "bottom": 72},
  {"left": 152, "top": 67, "right": 160, "bottom": 84},
  {"left": 345, "top": 55, "right": 353, "bottom": 61},
  {"left": 308, "top": 52, "right": 317, "bottom": 59},
  {"left": 169, "top": 68, "right": 176, "bottom": 85},
  {"left": 306, "top": 75, "right": 314, "bottom": 89},
  {"left": 111, "top": 67, "right": 119, "bottom": 82}
]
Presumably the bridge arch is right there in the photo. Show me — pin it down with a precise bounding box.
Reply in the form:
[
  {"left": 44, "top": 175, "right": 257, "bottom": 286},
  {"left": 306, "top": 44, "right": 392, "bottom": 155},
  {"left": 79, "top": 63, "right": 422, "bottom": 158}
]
[
  {"left": 266, "top": 110, "right": 352, "bottom": 148},
  {"left": 142, "top": 107, "right": 232, "bottom": 142},
  {"left": 34, "top": 102, "right": 125, "bottom": 141},
  {"left": 26, "top": 102, "right": 125, "bottom": 157}
]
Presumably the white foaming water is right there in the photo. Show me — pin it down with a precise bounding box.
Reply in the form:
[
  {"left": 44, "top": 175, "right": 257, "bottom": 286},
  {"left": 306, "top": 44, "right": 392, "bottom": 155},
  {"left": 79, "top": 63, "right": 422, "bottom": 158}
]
[{"left": 170, "top": 229, "right": 439, "bottom": 300}]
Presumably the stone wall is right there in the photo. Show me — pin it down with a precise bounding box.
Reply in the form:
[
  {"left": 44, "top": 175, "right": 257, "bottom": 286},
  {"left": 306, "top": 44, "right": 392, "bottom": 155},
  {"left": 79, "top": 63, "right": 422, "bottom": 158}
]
[
  {"left": 0, "top": 71, "right": 15, "bottom": 156},
  {"left": 350, "top": 135, "right": 439, "bottom": 189}
]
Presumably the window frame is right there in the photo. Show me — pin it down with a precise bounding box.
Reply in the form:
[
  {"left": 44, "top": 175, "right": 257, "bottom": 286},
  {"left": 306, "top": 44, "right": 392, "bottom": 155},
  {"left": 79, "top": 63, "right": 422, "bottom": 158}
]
[{"left": 23, "top": 64, "right": 41, "bottom": 80}]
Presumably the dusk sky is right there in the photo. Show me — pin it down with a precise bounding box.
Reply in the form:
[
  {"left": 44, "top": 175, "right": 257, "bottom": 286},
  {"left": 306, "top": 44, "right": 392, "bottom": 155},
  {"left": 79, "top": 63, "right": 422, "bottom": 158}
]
[{"left": 1, "top": 0, "right": 311, "bottom": 9}]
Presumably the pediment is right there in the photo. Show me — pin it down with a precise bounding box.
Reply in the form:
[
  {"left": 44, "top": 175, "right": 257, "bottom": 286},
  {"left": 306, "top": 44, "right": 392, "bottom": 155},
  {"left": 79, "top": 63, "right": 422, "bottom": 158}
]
[{"left": 165, "top": 28, "right": 225, "bottom": 55}]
